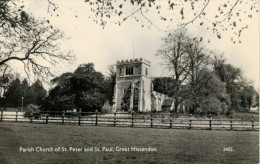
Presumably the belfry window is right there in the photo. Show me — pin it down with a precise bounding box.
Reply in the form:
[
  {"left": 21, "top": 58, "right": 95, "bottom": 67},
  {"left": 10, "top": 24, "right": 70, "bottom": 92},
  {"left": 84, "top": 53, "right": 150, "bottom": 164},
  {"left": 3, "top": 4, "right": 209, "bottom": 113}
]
[
  {"left": 119, "top": 68, "right": 123, "bottom": 76},
  {"left": 126, "top": 67, "right": 134, "bottom": 75}
]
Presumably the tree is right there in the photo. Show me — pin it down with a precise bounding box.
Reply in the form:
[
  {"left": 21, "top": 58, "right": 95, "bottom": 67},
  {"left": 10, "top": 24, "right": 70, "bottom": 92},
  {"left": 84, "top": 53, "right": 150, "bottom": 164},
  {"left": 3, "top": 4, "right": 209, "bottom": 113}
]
[
  {"left": 20, "top": 79, "right": 30, "bottom": 105},
  {"left": 153, "top": 77, "right": 175, "bottom": 96},
  {"left": 255, "top": 91, "right": 259, "bottom": 107},
  {"left": 44, "top": 63, "right": 108, "bottom": 112},
  {"left": 30, "top": 79, "right": 47, "bottom": 105},
  {"left": 0, "top": 1, "right": 73, "bottom": 81},
  {"left": 0, "top": 65, "right": 13, "bottom": 99},
  {"left": 156, "top": 28, "right": 191, "bottom": 112},
  {"left": 4, "top": 78, "right": 22, "bottom": 107},
  {"left": 3, "top": 78, "right": 47, "bottom": 107},
  {"left": 54, "top": 0, "right": 259, "bottom": 43},
  {"left": 156, "top": 29, "right": 237, "bottom": 114},
  {"left": 193, "top": 70, "right": 230, "bottom": 115},
  {"left": 240, "top": 84, "right": 255, "bottom": 111},
  {"left": 213, "top": 54, "right": 256, "bottom": 111},
  {"left": 184, "top": 39, "right": 211, "bottom": 112},
  {"left": 103, "top": 65, "right": 116, "bottom": 105}
]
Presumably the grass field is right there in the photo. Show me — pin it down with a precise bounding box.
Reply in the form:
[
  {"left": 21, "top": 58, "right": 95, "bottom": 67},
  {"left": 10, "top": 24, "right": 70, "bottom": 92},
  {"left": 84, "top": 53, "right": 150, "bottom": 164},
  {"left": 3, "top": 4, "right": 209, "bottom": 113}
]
[
  {"left": 0, "top": 123, "right": 259, "bottom": 164},
  {"left": 232, "top": 111, "right": 259, "bottom": 121}
]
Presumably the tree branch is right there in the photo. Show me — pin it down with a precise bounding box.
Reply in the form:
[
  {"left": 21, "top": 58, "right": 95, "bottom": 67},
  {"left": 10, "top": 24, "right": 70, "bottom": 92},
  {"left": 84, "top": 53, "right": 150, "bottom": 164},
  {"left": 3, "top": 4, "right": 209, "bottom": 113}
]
[{"left": 182, "top": 0, "right": 211, "bottom": 27}]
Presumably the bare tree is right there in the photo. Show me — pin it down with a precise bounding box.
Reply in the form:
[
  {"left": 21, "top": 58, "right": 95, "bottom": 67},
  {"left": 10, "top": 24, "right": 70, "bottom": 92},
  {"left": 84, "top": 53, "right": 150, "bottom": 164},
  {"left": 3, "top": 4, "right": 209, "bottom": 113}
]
[
  {"left": 186, "top": 40, "right": 210, "bottom": 84},
  {"left": 184, "top": 39, "right": 212, "bottom": 112},
  {"left": 157, "top": 28, "right": 191, "bottom": 112},
  {"left": 0, "top": 1, "right": 74, "bottom": 81}
]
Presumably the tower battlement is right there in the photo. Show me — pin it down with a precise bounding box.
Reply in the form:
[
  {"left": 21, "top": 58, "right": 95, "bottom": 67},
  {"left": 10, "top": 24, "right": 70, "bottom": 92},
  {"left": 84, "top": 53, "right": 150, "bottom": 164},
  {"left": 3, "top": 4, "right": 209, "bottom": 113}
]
[{"left": 116, "top": 58, "right": 151, "bottom": 66}]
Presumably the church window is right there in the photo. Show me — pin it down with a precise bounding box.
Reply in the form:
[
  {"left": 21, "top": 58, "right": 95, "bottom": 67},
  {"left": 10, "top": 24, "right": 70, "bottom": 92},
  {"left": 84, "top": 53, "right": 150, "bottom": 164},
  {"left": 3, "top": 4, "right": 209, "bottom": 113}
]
[
  {"left": 146, "top": 68, "right": 148, "bottom": 76},
  {"left": 126, "top": 67, "right": 134, "bottom": 75},
  {"left": 119, "top": 68, "right": 123, "bottom": 76}
]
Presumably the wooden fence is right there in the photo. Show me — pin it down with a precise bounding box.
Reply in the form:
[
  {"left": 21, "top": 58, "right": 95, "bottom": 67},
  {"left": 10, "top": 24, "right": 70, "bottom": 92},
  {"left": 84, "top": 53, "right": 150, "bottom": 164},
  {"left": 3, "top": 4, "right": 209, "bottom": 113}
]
[{"left": 0, "top": 110, "right": 259, "bottom": 131}]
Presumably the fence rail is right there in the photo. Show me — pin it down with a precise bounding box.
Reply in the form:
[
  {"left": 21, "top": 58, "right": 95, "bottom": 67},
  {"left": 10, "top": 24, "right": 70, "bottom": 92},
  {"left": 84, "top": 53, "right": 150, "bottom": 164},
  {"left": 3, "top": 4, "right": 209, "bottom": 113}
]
[{"left": 0, "top": 110, "right": 258, "bottom": 131}]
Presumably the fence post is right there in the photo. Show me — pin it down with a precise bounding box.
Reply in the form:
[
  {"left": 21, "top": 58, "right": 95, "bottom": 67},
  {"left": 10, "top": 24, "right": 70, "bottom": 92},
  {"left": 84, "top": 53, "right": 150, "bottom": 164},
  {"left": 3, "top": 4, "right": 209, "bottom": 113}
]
[
  {"left": 131, "top": 112, "right": 134, "bottom": 127},
  {"left": 95, "top": 110, "right": 98, "bottom": 126},
  {"left": 209, "top": 114, "right": 212, "bottom": 130},
  {"left": 15, "top": 110, "right": 18, "bottom": 122},
  {"left": 251, "top": 116, "right": 255, "bottom": 131},
  {"left": 0, "top": 109, "right": 3, "bottom": 122},
  {"left": 151, "top": 113, "right": 153, "bottom": 128},
  {"left": 62, "top": 111, "right": 65, "bottom": 124},
  {"left": 78, "top": 109, "right": 81, "bottom": 126},
  {"left": 170, "top": 113, "right": 172, "bottom": 129},
  {"left": 114, "top": 112, "right": 116, "bottom": 127},
  {"left": 189, "top": 114, "right": 192, "bottom": 129},
  {"left": 230, "top": 116, "right": 233, "bottom": 130},
  {"left": 46, "top": 113, "right": 49, "bottom": 124},
  {"left": 30, "top": 111, "right": 33, "bottom": 123}
]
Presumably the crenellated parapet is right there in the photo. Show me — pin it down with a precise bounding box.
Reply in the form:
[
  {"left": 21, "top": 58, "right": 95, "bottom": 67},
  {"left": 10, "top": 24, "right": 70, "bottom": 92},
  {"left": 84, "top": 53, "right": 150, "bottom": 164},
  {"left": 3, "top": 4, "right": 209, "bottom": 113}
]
[{"left": 116, "top": 58, "right": 151, "bottom": 66}]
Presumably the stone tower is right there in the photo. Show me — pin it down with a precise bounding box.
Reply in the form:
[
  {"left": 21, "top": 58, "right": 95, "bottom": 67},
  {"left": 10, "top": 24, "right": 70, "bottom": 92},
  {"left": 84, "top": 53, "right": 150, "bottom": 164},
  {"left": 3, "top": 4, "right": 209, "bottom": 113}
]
[{"left": 113, "top": 58, "right": 152, "bottom": 112}]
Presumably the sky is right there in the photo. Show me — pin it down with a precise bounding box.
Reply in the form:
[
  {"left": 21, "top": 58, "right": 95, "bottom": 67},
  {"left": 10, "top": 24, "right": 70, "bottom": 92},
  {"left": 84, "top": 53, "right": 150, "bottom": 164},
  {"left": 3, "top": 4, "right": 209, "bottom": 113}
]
[{"left": 12, "top": 0, "right": 259, "bottom": 89}]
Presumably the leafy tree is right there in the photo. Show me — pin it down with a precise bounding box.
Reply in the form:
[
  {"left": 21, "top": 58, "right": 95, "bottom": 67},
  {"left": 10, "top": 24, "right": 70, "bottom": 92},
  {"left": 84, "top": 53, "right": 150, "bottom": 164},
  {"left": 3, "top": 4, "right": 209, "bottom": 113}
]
[
  {"left": 213, "top": 54, "right": 256, "bottom": 111},
  {"left": 199, "top": 97, "right": 222, "bottom": 115},
  {"left": 4, "top": 78, "right": 22, "bottom": 107},
  {"left": 43, "top": 88, "right": 75, "bottom": 112},
  {"left": 192, "top": 70, "right": 230, "bottom": 114},
  {"left": 103, "top": 65, "right": 116, "bottom": 105},
  {"left": 255, "top": 91, "right": 259, "bottom": 107},
  {"left": 20, "top": 79, "right": 30, "bottom": 105},
  {"left": 240, "top": 85, "right": 255, "bottom": 110},
  {"left": 153, "top": 77, "right": 175, "bottom": 96},
  {"left": 30, "top": 80, "right": 47, "bottom": 105},
  {"left": 44, "top": 63, "right": 108, "bottom": 112},
  {"left": 2, "top": 77, "right": 47, "bottom": 108}
]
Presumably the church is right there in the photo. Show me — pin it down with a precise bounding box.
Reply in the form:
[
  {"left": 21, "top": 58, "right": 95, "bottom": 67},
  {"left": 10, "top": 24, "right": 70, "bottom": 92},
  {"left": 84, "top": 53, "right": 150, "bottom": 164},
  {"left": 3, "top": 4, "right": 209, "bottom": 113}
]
[{"left": 113, "top": 58, "right": 175, "bottom": 112}]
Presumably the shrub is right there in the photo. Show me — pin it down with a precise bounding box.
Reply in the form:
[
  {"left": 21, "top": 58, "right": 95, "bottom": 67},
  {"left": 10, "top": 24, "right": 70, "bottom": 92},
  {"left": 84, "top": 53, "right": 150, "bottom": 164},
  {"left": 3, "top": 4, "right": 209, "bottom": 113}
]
[
  {"left": 200, "top": 97, "right": 222, "bottom": 115},
  {"left": 101, "top": 101, "right": 113, "bottom": 113}
]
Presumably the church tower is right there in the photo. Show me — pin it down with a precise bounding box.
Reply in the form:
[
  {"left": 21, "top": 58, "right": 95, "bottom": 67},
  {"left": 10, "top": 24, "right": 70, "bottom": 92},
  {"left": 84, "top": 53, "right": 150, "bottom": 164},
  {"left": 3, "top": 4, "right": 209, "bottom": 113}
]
[{"left": 113, "top": 58, "right": 152, "bottom": 112}]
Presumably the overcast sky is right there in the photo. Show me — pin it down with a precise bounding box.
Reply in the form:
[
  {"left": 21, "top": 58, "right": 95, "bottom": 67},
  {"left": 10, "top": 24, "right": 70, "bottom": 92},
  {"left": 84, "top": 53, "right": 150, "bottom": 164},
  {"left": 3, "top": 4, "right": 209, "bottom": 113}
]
[{"left": 13, "top": 0, "right": 259, "bottom": 89}]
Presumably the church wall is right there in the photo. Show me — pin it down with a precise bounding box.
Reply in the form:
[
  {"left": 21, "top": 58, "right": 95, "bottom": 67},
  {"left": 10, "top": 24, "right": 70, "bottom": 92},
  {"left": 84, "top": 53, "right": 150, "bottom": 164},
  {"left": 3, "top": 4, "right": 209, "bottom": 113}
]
[
  {"left": 142, "top": 77, "right": 152, "bottom": 112},
  {"left": 151, "top": 91, "right": 171, "bottom": 111},
  {"left": 113, "top": 58, "right": 173, "bottom": 113},
  {"left": 114, "top": 76, "right": 140, "bottom": 111}
]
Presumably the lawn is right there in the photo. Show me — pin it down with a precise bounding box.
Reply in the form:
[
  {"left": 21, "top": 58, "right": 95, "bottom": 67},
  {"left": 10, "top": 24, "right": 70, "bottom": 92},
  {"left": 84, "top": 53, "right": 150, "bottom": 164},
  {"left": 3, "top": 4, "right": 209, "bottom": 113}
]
[
  {"left": 232, "top": 111, "right": 259, "bottom": 121},
  {"left": 0, "top": 123, "right": 258, "bottom": 164}
]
